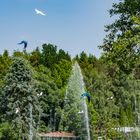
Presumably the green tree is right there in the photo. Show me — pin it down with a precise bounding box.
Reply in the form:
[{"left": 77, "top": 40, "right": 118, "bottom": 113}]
[
  {"left": 1, "top": 57, "right": 40, "bottom": 139},
  {"left": 52, "top": 59, "right": 72, "bottom": 87},
  {"left": 98, "top": 2, "right": 140, "bottom": 138},
  {"left": 57, "top": 49, "right": 71, "bottom": 61},
  {"left": 0, "top": 122, "right": 17, "bottom": 140},
  {"left": 100, "top": 0, "right": 140, "bottom": 75},
  {"left": 101, "top": 0, "right": 140, "bottom": 51},
  {"left": 41, "top": 44, "right": 57, "bottom": 68},
  {"left": 29, "top": 47, "right": 41, "bottom": 67},
  {"left": 0, "top": 50, "right": 11, "bottom": 88},
  {"left": 34, "top": 65, "right": 64, "bottom": 132}
]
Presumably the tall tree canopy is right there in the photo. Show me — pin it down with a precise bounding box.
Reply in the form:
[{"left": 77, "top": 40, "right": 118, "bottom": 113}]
[
  {"left": 1, "top": 57, "right": 40, "bottom": 139},
  {"left": 100, "top": 0, "right": 140, "bottom": 75}
]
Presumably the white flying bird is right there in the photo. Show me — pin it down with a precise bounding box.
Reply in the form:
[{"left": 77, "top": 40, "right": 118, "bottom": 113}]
[
  {"left": 35, "top": 8, "right": 46, "bottom": 16},
  {"left": 78, "top": 110, "right": 84, "bottom": 114},
  {"left": 40, "top": 92, "right": 43, "bottom": 96},
  {"left": 110, "top": 96, "right": 113, "bottom": 99},
  {"left": 37, "top": 92, "right": 43, "bottom": 97},
  {"left": 15, "top": 108, "right": 19, "bottom": 114},
  {"left": 107, "top": 96, "right": 113, "bottom": 100}
]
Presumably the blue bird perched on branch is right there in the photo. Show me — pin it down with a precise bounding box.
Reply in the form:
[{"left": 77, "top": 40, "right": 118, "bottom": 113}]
[
  {"left": 18, "top": 40, "right": 28, "bottom": 49},
  {"left": 81, "top": 92, "right": 90, "bottom": 102}
]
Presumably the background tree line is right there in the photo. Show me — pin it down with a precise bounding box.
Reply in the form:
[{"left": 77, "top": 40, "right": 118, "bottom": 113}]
[{"left": 0, "top": 0, "right": 140, "bottom": 139}]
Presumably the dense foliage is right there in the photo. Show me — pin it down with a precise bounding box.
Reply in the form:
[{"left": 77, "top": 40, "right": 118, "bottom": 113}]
[{"left": 0, "top": 0, "right": 140, "bottom": 139}]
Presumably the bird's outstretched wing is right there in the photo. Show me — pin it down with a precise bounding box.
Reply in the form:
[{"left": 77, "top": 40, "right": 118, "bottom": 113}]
[
  {"left": 81, "top": 92, "right": 90, "bottom": 102},
  {"left": 18, "top": 40, "right": 28, "bottom": 49},
  {"left": 35, "top": 8, "right": 46, "bottom": 16}
]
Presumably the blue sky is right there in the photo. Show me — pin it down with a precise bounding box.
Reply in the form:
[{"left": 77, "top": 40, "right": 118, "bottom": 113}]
[{"left": 0, "top": 0, "right": 118, "bottom": 57}]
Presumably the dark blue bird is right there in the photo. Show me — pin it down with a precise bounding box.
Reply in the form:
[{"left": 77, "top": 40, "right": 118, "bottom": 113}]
[
  {"left": 81, "top": 92, "right": 90, "bottom": 102},
  {"left": 18, "top": 40, "right": 28, "bottom": 49}
]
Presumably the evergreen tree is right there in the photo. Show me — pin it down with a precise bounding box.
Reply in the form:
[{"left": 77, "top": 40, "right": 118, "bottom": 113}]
[
  {"left": 41, "top": 44, "right": 57, "bottom": 68},
  {"left": 0, "top": 50, "right": 11, "bottom": 88},
  {"left": 57, "top": 49, "right": 71, "bottom": 62},
  {"left": 1, "top": 57, "right": 40, "bottom": 139}
]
